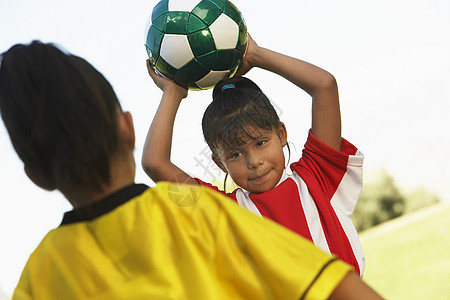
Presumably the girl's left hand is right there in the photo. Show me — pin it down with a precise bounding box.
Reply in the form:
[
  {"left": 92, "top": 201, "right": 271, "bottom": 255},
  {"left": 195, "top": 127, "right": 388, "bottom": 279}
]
[{"left": 146, "top": 60, "right": 188, "bottom": 99}]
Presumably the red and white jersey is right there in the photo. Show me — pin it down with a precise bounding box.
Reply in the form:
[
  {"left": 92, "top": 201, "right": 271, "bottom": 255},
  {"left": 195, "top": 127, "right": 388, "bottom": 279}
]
[{"left": 197, "top": 131, "right": 365, "bottom": 276}]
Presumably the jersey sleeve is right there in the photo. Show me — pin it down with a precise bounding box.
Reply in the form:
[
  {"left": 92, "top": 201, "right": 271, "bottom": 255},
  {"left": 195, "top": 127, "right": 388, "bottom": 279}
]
[
  {"left": 195, "top": 178, "right": 223, "bottom": 194},
  {"left": 291, "top": 130, "right": 364, "bottom": 215},
  {"left": 195, "top": 178, "right": 238, "bottom": 202}
]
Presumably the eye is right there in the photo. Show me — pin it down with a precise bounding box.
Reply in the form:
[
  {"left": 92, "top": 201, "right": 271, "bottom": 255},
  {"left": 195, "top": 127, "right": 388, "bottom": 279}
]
[
  {"left": 229, "top": 151, "right": 242, "bottom": 159},
  {"left": 256, "top": 139, "right": 268, "bottom": 147}
]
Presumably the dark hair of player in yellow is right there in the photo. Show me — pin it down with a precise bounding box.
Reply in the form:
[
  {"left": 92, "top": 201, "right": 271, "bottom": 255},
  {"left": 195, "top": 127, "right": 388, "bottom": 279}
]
[{"left": 0, "top": 41, "right": 122, "bottom": 194}]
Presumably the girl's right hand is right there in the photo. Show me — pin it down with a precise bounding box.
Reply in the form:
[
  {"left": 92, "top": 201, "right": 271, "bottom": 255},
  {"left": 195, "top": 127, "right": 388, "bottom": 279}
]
[{"left": 146, "top": 60, "right": 188, "bottom": 99}]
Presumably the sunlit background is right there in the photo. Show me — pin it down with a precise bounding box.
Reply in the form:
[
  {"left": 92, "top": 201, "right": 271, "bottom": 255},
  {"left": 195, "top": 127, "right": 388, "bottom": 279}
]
[{"left": 1, "top": 0, "right": 449, "bottom": 298}]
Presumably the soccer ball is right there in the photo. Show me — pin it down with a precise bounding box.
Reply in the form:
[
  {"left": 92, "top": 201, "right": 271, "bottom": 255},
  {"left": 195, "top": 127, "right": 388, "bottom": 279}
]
[{"left": 144, "top": 0, "right": 248, "bottom": 90}]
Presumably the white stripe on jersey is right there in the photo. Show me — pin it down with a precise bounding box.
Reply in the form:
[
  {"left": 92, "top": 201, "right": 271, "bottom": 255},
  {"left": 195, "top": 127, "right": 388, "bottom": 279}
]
[
  {"left": 234, "top": 167, "right": 365, "bottom": 277},
  {"left": 234, "top": 171, "right": 331, "bottom": 255},
  {"left": 291, "top": 172, "right": 331, "bottom": 255},
  {"left": 330, "top": 149, "right": 366, "bottom": 276},
  {"left": 236, "top": 190, "right": 262, "bottom": 217}
]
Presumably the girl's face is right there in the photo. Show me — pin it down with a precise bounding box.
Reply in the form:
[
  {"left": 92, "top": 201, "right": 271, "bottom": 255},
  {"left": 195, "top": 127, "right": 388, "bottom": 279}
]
[{"left": 213, "top": 124, "right": 287, "bottom": 194}]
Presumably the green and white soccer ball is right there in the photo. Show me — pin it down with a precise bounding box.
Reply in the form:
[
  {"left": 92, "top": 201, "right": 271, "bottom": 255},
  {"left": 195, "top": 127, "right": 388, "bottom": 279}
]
[{"left": 145, "top": 0, "right": 248, "bottom": 90}]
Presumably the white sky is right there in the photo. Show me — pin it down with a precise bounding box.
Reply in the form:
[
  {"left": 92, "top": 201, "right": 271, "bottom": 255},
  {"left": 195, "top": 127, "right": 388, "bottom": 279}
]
[{"left": 1, "top": 0, "right": 449, "bottom": 296}]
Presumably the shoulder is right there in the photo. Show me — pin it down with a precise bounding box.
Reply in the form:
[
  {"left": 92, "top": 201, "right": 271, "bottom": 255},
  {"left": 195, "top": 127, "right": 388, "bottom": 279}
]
[
  {"left": 291, "top": 130, "right": 363, "bottom": 170},
  {"left": 306, "top": 130, "right": 361, "bottom": 156},
  {"left": 194, "top": 178, "right": 239, "bottom": 201}
]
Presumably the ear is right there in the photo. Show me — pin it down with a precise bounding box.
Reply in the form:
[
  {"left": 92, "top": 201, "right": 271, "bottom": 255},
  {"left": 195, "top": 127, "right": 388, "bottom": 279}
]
[
  {"left": 278, "top": 122, "right": 287, "bottom": 147},
  {"left": 118, "top": 111, "right": 135, "bottom": 150},
  {"left": 212, "top": 155, "right": 228, "bottom": 174}
]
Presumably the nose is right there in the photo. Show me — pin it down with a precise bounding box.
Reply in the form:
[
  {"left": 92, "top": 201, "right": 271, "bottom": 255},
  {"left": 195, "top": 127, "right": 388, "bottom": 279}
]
[{"left": 246, "top": 151, "right": 263, "bottom": 169}]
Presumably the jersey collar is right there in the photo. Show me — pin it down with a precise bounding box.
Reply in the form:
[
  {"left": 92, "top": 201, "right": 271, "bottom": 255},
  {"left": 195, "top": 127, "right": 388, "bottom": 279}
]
[{"left": 60, "top": 183, "right": 148, "bottom": 226}]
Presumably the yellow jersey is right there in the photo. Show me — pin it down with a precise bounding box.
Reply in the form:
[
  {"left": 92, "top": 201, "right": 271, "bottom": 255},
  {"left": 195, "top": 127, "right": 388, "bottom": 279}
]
[{"left": 13, "top": 182, "right": 352, "bottom": 300}]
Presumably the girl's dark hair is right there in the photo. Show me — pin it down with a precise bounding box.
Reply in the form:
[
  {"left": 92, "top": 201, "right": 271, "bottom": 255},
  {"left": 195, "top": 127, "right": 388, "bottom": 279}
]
[
  {"left": 0, "top": 41, "right": 122, "bottom": 192},
  {"left": 202, "top": 76, "right": 281, "bottom": 155}
]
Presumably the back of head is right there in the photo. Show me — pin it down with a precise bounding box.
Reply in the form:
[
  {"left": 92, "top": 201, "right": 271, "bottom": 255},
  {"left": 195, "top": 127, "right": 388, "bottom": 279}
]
[
  {"left": 202, "top": 76, "right": 280, "bottom": 155},
  {"left": 0, "top": 41, "right": 122, "bottom": 193}
]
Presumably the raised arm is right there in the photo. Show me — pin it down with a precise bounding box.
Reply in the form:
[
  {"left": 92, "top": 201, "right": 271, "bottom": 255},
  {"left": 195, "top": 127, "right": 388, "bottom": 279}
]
[
  {"left": 238, "top": 36, "right": 342, "bottom": 150},
  {"left": 142, "top": 61, "right": 198, "bottom": 185}
]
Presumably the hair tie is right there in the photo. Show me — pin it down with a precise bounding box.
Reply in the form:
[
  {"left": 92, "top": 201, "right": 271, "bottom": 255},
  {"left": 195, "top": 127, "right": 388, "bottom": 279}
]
[{"left": 221, "top": 84, "right": 235, "bottom": 91}]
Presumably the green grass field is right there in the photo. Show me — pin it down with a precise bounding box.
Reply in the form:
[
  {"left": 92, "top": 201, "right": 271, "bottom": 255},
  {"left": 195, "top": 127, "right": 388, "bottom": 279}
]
[{"left": 359, "top": 203, "right": 450, "bottom": 299}]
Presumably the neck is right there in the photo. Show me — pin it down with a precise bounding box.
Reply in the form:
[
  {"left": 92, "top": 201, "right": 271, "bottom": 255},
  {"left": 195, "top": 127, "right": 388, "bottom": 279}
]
[{"left": 64, "top": 151, "right": 136, "bottom": 209}]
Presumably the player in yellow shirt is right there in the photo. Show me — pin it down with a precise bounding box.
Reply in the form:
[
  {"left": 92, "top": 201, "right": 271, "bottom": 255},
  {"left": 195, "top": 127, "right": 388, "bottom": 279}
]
[{"left": 0, "top": 41, "right": 382, "bottom": 300}]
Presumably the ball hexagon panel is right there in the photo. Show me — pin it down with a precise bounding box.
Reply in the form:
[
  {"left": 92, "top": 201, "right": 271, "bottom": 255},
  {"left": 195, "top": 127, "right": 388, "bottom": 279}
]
[
  {"left": 176, "top": 59, "right": 210, "bottom": 88},
  {"left": 196, "top": 70, "right": 231, "bottom": 90},
  {"left": 236, "top": 22, "right": 248, "bottom": 54},
  {"left": 145, "top": 26, "right": 164, "bottom": 53},
  {"left": 155, "top": 58, "right": 177, "bottom": 80},
  {"left": 151, "top": 0, "right": 169, "bottom": 22},
  {"left": 223, "top": 1, "right": 242, "bottom": 25},
  {"left": 151, "top": 13, "right": 168, "bottom": 32},
  {"left": 160, "top": 34, "right": 194, "bottom": 69},
  {"left": 165, "top": 11, "right": 190, "bottom": 34},
  {"left": 209, "top": 13, "right": 239, "bottom": 50},
  {"left": 186, "top": 14, "right": 208, "bottom": 34},
  {"left": 187, "top": 29, "right": 215, "bottom": 57},
  {"left": 191, "top": 1, "right": 222, "bottom": 26}
]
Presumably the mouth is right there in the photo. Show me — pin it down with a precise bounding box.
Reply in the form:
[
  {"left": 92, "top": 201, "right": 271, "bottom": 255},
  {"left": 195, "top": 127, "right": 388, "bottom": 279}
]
[{"left": 249, "top": 170, "right": 271, "bottom": 183}]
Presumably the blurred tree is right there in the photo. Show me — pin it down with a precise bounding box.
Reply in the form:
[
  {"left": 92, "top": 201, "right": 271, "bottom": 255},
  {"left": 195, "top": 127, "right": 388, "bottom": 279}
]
[{"left": 352, "top": 169, "right": 406, "bottom": 231}]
